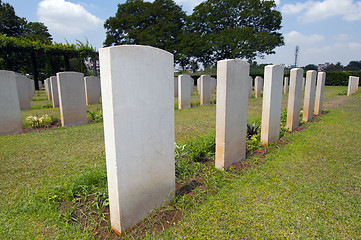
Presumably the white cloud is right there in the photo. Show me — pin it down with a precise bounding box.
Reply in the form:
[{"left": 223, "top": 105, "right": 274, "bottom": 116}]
[
  {"left": 282, "top": 0, "right": 361, "bottom": 22},
  {"left": 173, "top": 0, "right": 204, "bottom": 12},
  {"left": 37, "top": 0, "right": 103, "bottom": 35},
  {"left": 285, "top": 31, "right": 324, "bottom": 44},
  {"left": 282, "top": 1, "right": 314, "bottom": 14}
]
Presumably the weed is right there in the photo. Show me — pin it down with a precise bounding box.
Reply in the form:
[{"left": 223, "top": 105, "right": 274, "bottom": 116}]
[
  {"left": 24, "top": 114, "right": 54, "bottom": 128},
  {"left": 87, "top": 110, "right": 103, "bottom": 123}
]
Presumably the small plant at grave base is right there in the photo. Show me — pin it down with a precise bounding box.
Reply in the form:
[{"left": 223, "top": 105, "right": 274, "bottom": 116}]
[
  {"left": 338, "top": 90, "right": 347, "bottom": 95},
  {"left": 191, "top": 101, "right": 200, "bottom": 107},
  {"left": 24, "top": 114, "right": 53, "bottom": 128},
  {"left": 247, "top": 121, "right": 261, "bottom": 139},
  {"left": 87, "top": 110, "right": 103, "bottom": 123}
]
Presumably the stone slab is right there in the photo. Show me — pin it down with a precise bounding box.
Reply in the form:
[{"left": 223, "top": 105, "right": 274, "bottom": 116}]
[
  {"left": 16, "top": 75, "right": 31, "bottom": 110},
  {"left": 57, "top": 72, "right": 87, "bottom": 127},
  {"left": 178, "top": 74, "right": 192, "bottom": 109},
  {"left": 99, "top": 45, "right": 175, "bottom": 234},
  {"left": 174, "top": 77, "right": 178, "bottom": 97},
  {"left": 261, "top": 65, "right": 284, "bottom": 146},
  {"left": 314, "top": 72, "right": 326, "bottom": 116},
  {"left": 284, "top": 77, "right": 289, "bottom": 94},
  {"left": 0, "top": 70, "right": 22, "bottom": 136},
  {"left": 50, "top": 76, "right": 59, "bottom": 107},
  {"left": 200, "top": 75, "right": 211, "bottom": 105},
  {"left": 248, "top": 76, "right": 253, "bottom": 98},
  {"left": 84, "top": 76, "right": 101, "bottom": 105},
  {"left": 286, "top": 68, "right": 304, "bottom": 131},
  {"left": 254, "top": 76, "right": 263, "bottom": 98},
  {"left": 302, "top": 70, "right": 317, "bottom": 122},
  {"left": 215, "top": 59, "right": 249, "bottom": 170}
]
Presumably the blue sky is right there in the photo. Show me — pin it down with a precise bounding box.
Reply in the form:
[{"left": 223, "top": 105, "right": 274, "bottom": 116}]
[{"left": 6, "top": 0, "right": 361, "bottom": 67}]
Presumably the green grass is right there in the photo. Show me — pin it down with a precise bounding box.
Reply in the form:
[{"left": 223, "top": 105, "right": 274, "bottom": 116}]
[{"left": 1, "top": 86, "right": 360, "bottom": 239}]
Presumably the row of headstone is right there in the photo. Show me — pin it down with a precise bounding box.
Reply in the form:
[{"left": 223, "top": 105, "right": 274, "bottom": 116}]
[
  {"left": 15, "top": 75, "right": 34, "bottom": 110},
  {"left": 96, "top": 45, "right": 330, "bottom": 234},
  {"left": 347, "top": 76, "right": 359, "bottom": 96},
  {"left": 44, "top": 75, "right": 101, "bottom": 108},
  {"left": 215, "top": 65, "right": 327, "bottom": 169}
]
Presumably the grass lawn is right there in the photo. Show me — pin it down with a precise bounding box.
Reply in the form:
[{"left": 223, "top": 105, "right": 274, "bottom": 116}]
[{"left": 1, "top": 86, "right": 359, "bottom": 239}]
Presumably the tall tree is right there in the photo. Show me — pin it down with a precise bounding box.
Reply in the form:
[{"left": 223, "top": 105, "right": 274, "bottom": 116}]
[
  {"left": 303, "top": 64, "right": 318, "bottom": 71},
  {"left": 104, "top": 0, "right": 186, "bottom": 63},
  {"left": 23, "top": 22, "right": 52, "bottom": 44},
  {"left": 188, "top": 0, "right": 284, "bottom": 66},
  {"left": 345, "top": 60, "right": 361, "bottom": 71},
  {"left": 0, "top": 0, "right": 26, "bottom": 37}
]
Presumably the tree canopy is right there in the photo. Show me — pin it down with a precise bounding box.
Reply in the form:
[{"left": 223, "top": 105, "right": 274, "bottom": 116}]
[
  {"left": 104, "top": 0, "right": 186, "bottom": 61},
  {"left": 104, "top": 0, "right": 284, "bottom": 68}
]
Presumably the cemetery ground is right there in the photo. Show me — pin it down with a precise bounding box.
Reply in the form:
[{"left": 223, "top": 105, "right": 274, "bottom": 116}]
[{"left": 1, "top": 86, "right": 360, "bottom": 238}]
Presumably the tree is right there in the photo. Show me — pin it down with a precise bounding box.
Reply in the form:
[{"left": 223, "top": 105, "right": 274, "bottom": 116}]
[
  {"left": 345, "top": 60, "right": 361, "bottom": 71},
  {"left": 104, "top": 0, "right": 186, "bottom": 63},
  {"left": 324, "top": 62, "right": 344, "bottom": 72},
  {"left": 303, "top": 64, "right": 318, "bottom": 71},
  {"left": 23, "top": 22, "right": 52, "bottom": 44},
  {"left": 0, "top": 0, "right": 26, "bottom": 37},
  {"left": 188, "top": 0, "right": 284, "bottom": 66}
]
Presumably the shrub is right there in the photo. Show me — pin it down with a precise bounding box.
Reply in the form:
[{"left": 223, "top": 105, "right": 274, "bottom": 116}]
[{"left": 24, "top": 114, "right": 53, "bottom": 128}]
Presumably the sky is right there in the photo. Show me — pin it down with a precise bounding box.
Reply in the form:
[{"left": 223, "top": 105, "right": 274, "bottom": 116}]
[{"left": 5, "top": 0, "right": 361, "bottom": 67}]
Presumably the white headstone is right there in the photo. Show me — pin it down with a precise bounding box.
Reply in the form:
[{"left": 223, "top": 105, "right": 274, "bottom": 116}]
[
  {"left": 178, "top": 74, "right": 192, "bottom": 109},
  {"left": 248, "top": 76, "right": 253, "bottom": 99},
  {"left": 284, "top": 77, "right": 289, "bottom": 94},
  {"left": 210, "top": 77, "right": 217, "bottom": 94},
  {"left": 57, "top": 72, "right": 87, "bottom": 127},
  {"left": 286, "top": 68, "right": 304, "bottom": 131},
  {"left": 200, "top": 75, "right": 211, "bottom": 105},
  {"left": 348, "top": 76, "right": 359, "bottom": 96},
  {"left": 189, "top": 77, "right": 194, "bottom": 96},
  {"left": 16, "top": 75, "right": 31, "bottom": 110},
  {"left": 38, "top": 81, "right": 42, "bottom": 89},
  {"left": 261, "top": 65, "right": 284, "bottom": 146},
  {"left": 254, "top": 76, "right": 263, "bottom": 98},
  {"left": 215, "top": 59, "right": 249, "bottom": 170},
  {"left": 50, "top": 76, "right": 59, "bottom": 108},
  {"left": 302, "top": 70, "right": 317, "bottom": 122},
  {"left": 84, "top": 76, "right": 101, "bottom": 105},
  {"left": 0, "top": 70, "right": 22, "bottom": 136},
  {"left": 314, "top": 72, "right": 326, "bottom": 116},
  {"left": 302, "top": 77, "right": 305, "bottom": 91},
  {"left": 99, "top": 45, "right": 175, "bottom": 234},
  {"left": 174, "top": 77, "right": 178, "bottom": 97}
]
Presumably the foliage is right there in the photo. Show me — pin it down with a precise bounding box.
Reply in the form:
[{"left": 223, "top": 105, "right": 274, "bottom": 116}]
[
  {"left": 187, "top": 0, "right": 284, "bottom": 66},
  {"left": 104, "top": 0, "right": 186, "bottom": 64},
  {"left": 24, "top": 114, "right": 53, "bottom": 128},
  {"left": 303, "top": 64, "right": 318, "bottom": 71},
  {"left": 324, "top": 71, "right": 361, "bottom": 86},
  {"left": 0, "top": 0, "right": 26, "bottom": 37},
  {"left": 87, "top": 110, "right": 103, "bottom": 123},
  {"left": 345, "top": 60, "right": 361, "bottom": 71},
  {"left": 324, "top": 62, "right": 344, "bottom": 72},
  {"left": 247, "top": 121, "right": 261, "bottom": 139}
]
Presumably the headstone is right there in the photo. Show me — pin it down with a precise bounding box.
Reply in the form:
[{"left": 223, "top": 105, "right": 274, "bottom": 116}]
[
  {"left": 197, "top": 77, "right": 200, "bottom": 95},
  {"left": 178, "top": 75, "right": 192, "bottom": 109},
  {"left": 38, "top": 81, "right": 42, "bottom": 89},
  {"left": 302, "top": 70, "right": 317, "bottom": 122},
  {"left": 50, "top": 76, "right": 59, "bottom": 108},
  {"left": 44, "top": 78, "right": 48, "bottom": 95},
  {"left": 0, "top": 70, "right": 22, "bottom": 136},
  {"left": 27, "top": 79, "right": 34, "bottom": 101},
  {"left": 174, "top": 77, "right": 178, "bottom": 97},
  {"left": 260, "top": 65, "right": 284, "bottom": 146},
  {"left": 84, "top": 76, "right": 101, "bottom": 105},
  {"left": 284, "top": 77, "right": 289, "bottom": 94},
  {"left": 57, "top": 72, "right": 87, "bottom": 127},
  {"left": 314, "top": 72, "right": 326, "bottom": 116},
  {"left": 286, "top": 68, "right": 304, "bottom": 131},
  {"left": 210, "top": 77, "right": 217, "bottom": 94},
  {"left": 99, "top": 45, "right": 175, "bottom": 234},
  {"left": 189, "top": 77, "right": 194, "bottom": 96},
  {"left": 254, "top": 76, "right": 263, "bottom": 98},
  {"left": 215, "top": 59, "right": 249, "bottom": 170},
  {"left": 15, "top": 75, "right": 31, "bottom": 110},
  {"left": 348, "top": 76, "right": 360, "bottom": 96},
  {"left": 200, "top": 75, "right": 211, "bottom": 105},
  {"left": 248, "top": 76, "right": 253, "bottom": 98},
  {"left": 302, "top": 77, "right": 305, "bottom": 91}
]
